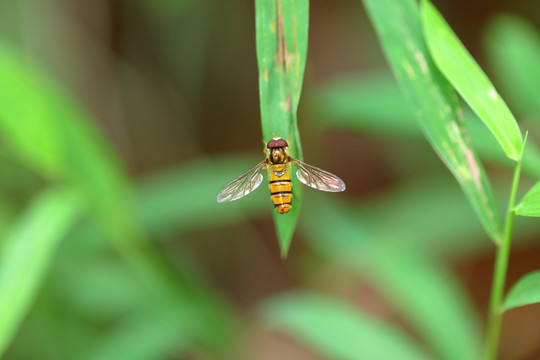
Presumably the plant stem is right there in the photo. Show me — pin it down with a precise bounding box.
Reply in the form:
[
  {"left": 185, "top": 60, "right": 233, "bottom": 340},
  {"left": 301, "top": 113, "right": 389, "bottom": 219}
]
[{"left": 484, "top": 157, "right": 522, "bottom": 360}]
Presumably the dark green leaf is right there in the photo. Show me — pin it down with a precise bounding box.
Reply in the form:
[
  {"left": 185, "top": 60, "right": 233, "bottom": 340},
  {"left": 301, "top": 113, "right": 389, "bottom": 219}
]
[{"left": 255, "top": 0, "right": 309, "bottom": 256}]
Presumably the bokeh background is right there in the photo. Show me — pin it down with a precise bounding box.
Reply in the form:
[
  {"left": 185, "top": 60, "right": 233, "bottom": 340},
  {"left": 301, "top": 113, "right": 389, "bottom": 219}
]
[{"left": 2, "top": 0, "right": 540, "bottom": 359}]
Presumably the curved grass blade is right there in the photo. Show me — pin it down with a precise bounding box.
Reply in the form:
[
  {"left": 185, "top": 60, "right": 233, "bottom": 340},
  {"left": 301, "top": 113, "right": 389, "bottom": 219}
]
[
  {"left": 0, "top": 189, "right": 84, "bottom": 356},
  {"left": 362, "top": 0, "right": 502, "bottom": 243},
  {"left": 503, "top": 271, "right": 540, "bottom": 311},
  {"left": 255, "top": 0, "right": 309, "bottom": 257},
  {"left": 421, "top": 0, "right": 522, "bottom": 161},
  {"left": 260, "top": 293, "right": 431, "bottom": 360}
]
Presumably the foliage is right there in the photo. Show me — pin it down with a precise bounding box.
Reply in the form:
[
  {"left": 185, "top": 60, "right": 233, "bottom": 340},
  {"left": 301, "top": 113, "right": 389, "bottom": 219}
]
[{"left": 1, "top": 1, "right": 540, "bottom": 360}]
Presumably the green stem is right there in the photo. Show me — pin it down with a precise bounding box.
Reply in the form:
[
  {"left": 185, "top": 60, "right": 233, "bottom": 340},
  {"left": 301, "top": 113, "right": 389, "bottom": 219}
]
[{"left": 484, "top": 157, "right": 522, "bottom": 360}]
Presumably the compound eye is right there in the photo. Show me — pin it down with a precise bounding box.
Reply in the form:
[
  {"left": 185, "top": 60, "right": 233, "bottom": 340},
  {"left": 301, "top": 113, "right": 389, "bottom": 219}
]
[
  {"left": 267, "top": 139, "right": 278, "bottom": 149},
  {"left": 276, "top": 139, "right": 288, "bottom": 147}
]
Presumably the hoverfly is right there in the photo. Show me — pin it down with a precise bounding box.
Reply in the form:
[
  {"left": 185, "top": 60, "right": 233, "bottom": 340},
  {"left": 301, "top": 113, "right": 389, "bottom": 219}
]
[{"left": 217, "top": 137, "right": 346, "bottom": 214}]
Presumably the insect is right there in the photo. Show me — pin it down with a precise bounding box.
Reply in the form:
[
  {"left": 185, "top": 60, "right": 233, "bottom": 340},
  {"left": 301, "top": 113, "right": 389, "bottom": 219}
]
[{"left": 217, "top": 136, "right": 346, "bottom": 214}]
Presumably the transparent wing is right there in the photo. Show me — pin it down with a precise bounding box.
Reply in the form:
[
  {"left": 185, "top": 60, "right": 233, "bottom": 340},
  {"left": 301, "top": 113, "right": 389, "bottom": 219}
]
[
  {"left": 216, "top": 160, "right": 267, "bottom": 202},
  {"left": 291, "top": 157, "right": 346, "bottom": 192}
]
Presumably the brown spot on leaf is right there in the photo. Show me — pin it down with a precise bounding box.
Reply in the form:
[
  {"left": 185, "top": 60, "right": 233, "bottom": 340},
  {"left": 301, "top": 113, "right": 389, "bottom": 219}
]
[
  {"left": 264, "top": 69, "right": 269, "bottom": 82},
  {"left": 274, "top": 0, "right": 289, "bottom": 73},
  {"left": 287, "top": 94, "right": 292, "bottom": 111}
]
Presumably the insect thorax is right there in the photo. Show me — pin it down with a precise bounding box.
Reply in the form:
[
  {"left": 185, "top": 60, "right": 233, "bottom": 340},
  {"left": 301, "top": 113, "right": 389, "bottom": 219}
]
[{"left": 268, "top": 147, "right": 288, "bottom": 165}]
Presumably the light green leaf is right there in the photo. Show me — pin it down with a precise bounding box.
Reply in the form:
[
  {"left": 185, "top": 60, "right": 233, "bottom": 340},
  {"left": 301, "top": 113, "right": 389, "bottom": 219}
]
[
  {"left": 421, "top": 0, "right": 522, "bottom": 160},
  {"left": 0, "top": 189, "right": 84, "bottom": 356},
  {"left": 261, "top": 293, "right": 431, "bottom": 360},
  {"left": 362, "top": 0, "right": 502, "bottom": 242},
  {"left": 515, "top": 181, "right": 540, "bottom": 217},
  {"left": 503, "top": 271, "right": 540, "bottom": 311},
  {"left": 255, "top": 0, "right": 309, "bottom": 256}
]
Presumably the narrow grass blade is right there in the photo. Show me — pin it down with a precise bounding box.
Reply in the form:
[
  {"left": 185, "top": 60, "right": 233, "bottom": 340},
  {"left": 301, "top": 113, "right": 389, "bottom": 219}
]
[
  {"left": 515, "top": 181, "right": 540, "bottom": 217},
  {"left": 362, "top": 0, "right": 502, "bottom": 242},
  {"left": 260, "top": 293, "right": 431, "bottom": 360},
  {"left": 485, "top": 15, "right": 540, "bottom": 118},
  {"left": 0, "top": 189, "right": 83, "bottom": 356},
  {"left": 421, "top": 0, "right": 522, "bottom": 160},
  {"left": 503, "top": 271, "right": 540, "bottom": 311},
  {"left": 255, "top": 0, "right": 309, "bottom": 256}
]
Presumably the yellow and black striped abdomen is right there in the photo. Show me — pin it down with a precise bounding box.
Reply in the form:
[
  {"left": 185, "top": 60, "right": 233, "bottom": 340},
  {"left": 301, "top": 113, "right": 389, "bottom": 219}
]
[{"left": 269, "top": 164, "right": 292, "bottom": 214}]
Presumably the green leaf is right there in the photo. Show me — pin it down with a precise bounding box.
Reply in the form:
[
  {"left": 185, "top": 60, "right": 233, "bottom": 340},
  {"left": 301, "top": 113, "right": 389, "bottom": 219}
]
[
  {"left": 503, "top": 271, "right": 540, "bottom": 311},
  {"left": 0, "top": 189, "right": 84, "bottom": 356},
  {"left": 515, "top": 180, "right": 540, "bottom": 217},
  {"left": 255, "top": 0, "right": 309, "bottom": 257},
  {"left": 362, "top": 0, "right": 502, "bottom": 242},
  {"left": 301, "top": 199, "right": 482, "bottom": 360},
  {"left": 421, "top": 0, "right": 522, "bottom": 160},
  {"left": 261, "top": 293, "right": 431, "bottom": 360},
  {"left": 485, "top": 15, "right": 540, "bottom": 119}
]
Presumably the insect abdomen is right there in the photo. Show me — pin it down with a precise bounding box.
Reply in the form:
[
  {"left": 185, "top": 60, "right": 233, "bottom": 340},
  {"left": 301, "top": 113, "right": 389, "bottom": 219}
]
[{"left": 269, "top": 165, "right": 292, "bottom": 214}]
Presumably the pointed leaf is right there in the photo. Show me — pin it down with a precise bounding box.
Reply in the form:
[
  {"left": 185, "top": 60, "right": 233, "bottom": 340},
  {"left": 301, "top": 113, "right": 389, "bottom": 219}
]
[
  {"left": 255, "top": 0, "right": 309, "bottom": 256},
  {"left": 503, "top": 271, "right": 540, "bottom": 311},
  {"left": 261, "top": 293, "right": 431, "bottom": 360},
  {"left": 421, "top": 0, "right": 522, "bottom": 160},
  {"left": 362, "top": 0, "right": 502, "bottom": 242},
  {"left": 515, "top": 181, "right": 540, "bottom": 217}
]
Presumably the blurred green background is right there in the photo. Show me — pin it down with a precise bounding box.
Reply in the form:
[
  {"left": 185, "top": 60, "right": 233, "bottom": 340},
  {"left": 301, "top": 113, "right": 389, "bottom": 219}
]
[{"left": 1, "top": 0, "right": 540, "bottom": 359}]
